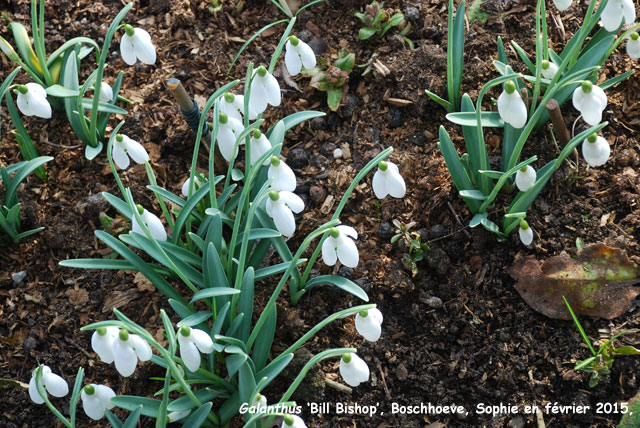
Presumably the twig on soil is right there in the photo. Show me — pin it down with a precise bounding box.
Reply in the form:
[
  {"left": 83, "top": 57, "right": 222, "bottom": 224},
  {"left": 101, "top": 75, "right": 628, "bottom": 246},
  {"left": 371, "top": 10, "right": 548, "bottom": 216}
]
[
  {"left": 375, "top": 359, "right": 392, "bottom": 400},
  {"left": 41, "top": 141, "right": 82, "bottom": 149},
  {"left": 447, "top": 202, "right": 471, "bottom": 238},
  {"left": 325, "top": 377, "right": 352, "bottom": 394},
  {"left": 64, "top": 337, "right": 93, "bottom": 359}
]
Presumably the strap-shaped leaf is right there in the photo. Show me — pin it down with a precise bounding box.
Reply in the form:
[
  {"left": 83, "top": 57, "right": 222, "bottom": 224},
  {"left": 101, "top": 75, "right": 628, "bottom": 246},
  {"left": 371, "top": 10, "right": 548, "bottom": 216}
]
[
  {"left": 59, "top": 259, "right": 136, "bottom": 270},
  {"left": 171, "top": 183, "right": 210, "bottom": 244},
  {"left": 238, "top": 267, "right": 254, "bottom": 342},
  {"left": 181, "top": 402, "right": 213, "bottom": 428},
  {"left": 167, "top": 388, "right": 217, "bottom": 413},
  {"left": 191, "top": 287, "right": 240, "bottom": 303},
  {"left": 447, "top": 111, "right": 504, "bottom": 127},
  {"left": 304, "top": 275, "right": 369, "bottom": 301},
  {"left": 251, "top": 305, "right": 276, "bottom": 371},
  {"left": 111, "top": 396, "right": 161, "bottom": 418}
]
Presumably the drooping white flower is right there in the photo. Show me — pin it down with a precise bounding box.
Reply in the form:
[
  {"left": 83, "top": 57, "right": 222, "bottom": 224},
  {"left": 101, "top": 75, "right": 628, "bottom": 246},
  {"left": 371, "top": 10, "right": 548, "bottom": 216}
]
[
  {"left": 372, "top": 161, "right": 406, "bottom": 199},
  {"left": 181, "top": 175, "right": 205, "bottom": 197},
  {"left": 91, "top": 326, "right": 119, "bottom": 364},
  {"left": 251, "top": 393, "right": 268, "bottom": 413},
  {"left": 572, "top": 81, "right": 607, "bottom": 126},
  {"left": 627, "top": 32, "right": 640, "bottom": 59},
  {"left": 497, "top": 80, "right": 527, "bottom": 129},
  {"left": 268, "top": 157, "right": 296, "bottom": 192},
  {"left": 285, "top": 36, "right": 316, "bottom": 76},
  {"left": 28, "top": 365, "right": 69, "bottom": 404},
  {"left": 321, "top": 225, "right": 359, "bottom": 268},
  {"left": 98, "top": 82, "right": 113, "bottom": 103},
  {"left": 249, "top": 130, "right": 273, "bottom": 166},
  {"left": 177, "top": 326, "right": 214, "bottom": 372},
  {"left": 220, "top": 92, "right": 258, "bottom": 121},
  {"left": 515, "top": 165, "right": 536, "bottom": 192},
  {"left": 111, "top": 329, "right": 152, "bottom": 377},
  {"left": 582, "top": 134, "right": 610, "bottom": 167},
  {"left": 120, "top": 25, "right": 156, "bottom": 65},
  {"left": 217, "top": 112, "right": 245, "bottom": 162},
  {"left": 16, "top": 83, "right": 51, "bottom": 119},
  {"left": 339, "top": 353, "right": 370, "bottom": 387},
  {"left": 249, "top": 66, "right": 281, "bottom": 115},
  {"left": 265, "top": 190, "right": 305, "bottom": 238},
  {"left": 552, "top": 0, "right": 573, "bottom": 11},
  {"left": 355, "top": 308, "right": 383, "bottom": 342},
  {"left": 112, "top": 134, "right": 149, "bottom": 170},
  {"left": 519, "top": 220, "right": 534, "bottom": 246},
  {"left": 81, "top": 384, "right": 116, "bottom": 420},
  {"left": 281, "top": 414, "right": 308, "bottom": 428},
  {"left": 132, "top": 204, "right": 167, "bottom": 241},
  {"left": 540, "top": 60, "right": 559, "bottom": 80},
  {"left": 600, "top": 0, "right": 635, "bottom": 32}
]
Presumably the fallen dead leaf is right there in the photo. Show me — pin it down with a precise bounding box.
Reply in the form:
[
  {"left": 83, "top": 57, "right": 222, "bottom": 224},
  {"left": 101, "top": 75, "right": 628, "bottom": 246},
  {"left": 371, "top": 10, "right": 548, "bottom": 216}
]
[
  {"left": 65, "top": 285, "right": 89, "bottom": 306},
  {"left": 134, "top": 272, "right": 155, "bottom": 293},
  {"left": 102, "top": 289, "right": 141, "bottom": 313},
  {"left": 509, "top": 243, "right": 640, "bottom": 319}
]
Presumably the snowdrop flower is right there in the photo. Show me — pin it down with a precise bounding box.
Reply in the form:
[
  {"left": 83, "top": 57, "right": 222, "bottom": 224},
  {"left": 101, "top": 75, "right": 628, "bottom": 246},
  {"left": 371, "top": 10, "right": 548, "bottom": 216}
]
[
  {"left": 15, "top": 83, "right": 51, "bottom": 119},
  {"left": 322, "top": 225, "right": 359, "bottom": 268},
  {"left": 221, "top": 92, "right": 257, "bottom": 121},
  {"left": 28, "top": 365, "right": 69, "bottom": 404},
  {"left": 268, "top": 157, "right": 296, "bottom": 192},
  {"left": 111, "top": 329, "right": 152, "bottom": 377},
  {"left": 519, "top": 220, "right": 533, "bottom": 246},
  {"left": 515, "top": 165, "right": 536, "bottom": 192},
  {"left": 285, "top": 36, "right": 316, "bottom": 76},
  {"left": 91, "top": 326, "right": 119, "bottom": 363},
  {"left": 600, "top": 0, "right": 635, "bottom": 32},
  {"left": 132, "top": 204, "right": 167, "bottom": 241},
  {"left": 497, "top": 80, "right": 527, "bottom": 128},
  {"left": 540, "top": 60, "right": 559, "bottom": 80},
  {"left": 112, "top": 134, "right": 149, "bottom": 170},
  {"left": 572, "top": 81, "right": 607, "bottom": 126},
  {"left": 339, "top": 353, "right": 370, "bottom": 387},
  {"left": 266, "top": 190, "right": 305, "bottom": 238},
  {"left": 249, "top": 65, "right": 281, "bottom": 115},
  {"left": 96, "top": 82, "right": 113, "bottom": 103},
  {"left": 120, "top": 24, "right": 156, "bottom": 65},
  {"left": 355, "top": 308, "right": 383, "bottom": 342},
  {"left": 177, "top": 326, "right": 214, "bottom": 372},
  {"left": 249, "top": 129, "right": 273, "bottom": 166},
  {"left": 251, "top": 393, "right": 268, "bottom": 413},
  {"left": 552, "top": 0, "right": 572, "bottom": 11},
  {"left": 81, "top": 384, "right": 115, "bottom": 420},
  {"left": 627, "top": 32, "right": 640, "bottom": 59},
  {"left": 281, "top": 415, "right": 308, "bottom": 428},
  {"left": 181, "top": 174, "right": 205, "bottom": 197},
  {"left": 372, "top": 161, "right": 406, "bottom": 199},
  {"left": 582, "top": 134, "right": 610, "bottom": 167},
  {"left": 217, "top": 112, "right": 245, "bottom": 162}
]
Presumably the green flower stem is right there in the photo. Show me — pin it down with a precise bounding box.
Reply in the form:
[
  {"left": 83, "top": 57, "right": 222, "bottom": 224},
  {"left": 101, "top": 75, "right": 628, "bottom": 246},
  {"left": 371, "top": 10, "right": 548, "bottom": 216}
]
[
  {"left": 208, "top": 100, "right": 221, "bottom": 209},
  {"left": 146, "top": 161, "right": 174, "bottom": 230},
  {"left": 246, "top": 220, "right": 340, "bottom": 351},
  {"left": 31, "top": 0, "right": 54, "bottom": 87},
  {"left": 530, "top": 0, "right": 545, "bottom": 114},
  {"left": 477, "top": 156, "right": 537, "bottom": 213},
  {"left": 34, "top": 365, "right": 72, "bottom": 428},
  {"left": 266, "top": 304, "right": 374, "bottom": 371},
  {"left": 299, "top": 147, "right": 393, "bottom": 288}
]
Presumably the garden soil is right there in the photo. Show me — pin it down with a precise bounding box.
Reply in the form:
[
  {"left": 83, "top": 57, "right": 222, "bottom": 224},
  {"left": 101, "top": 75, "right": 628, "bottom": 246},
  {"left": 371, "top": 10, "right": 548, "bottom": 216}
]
[{"left": 1, "top": 0, "right": 639, "bottom": 427}]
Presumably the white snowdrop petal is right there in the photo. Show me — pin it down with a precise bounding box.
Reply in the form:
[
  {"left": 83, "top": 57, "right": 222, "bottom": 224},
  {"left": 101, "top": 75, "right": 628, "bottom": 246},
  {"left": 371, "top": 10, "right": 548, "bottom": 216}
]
[
  {"left": 600, "top": 1, "right": 622, "bottom": 32},
  {"left": 28, "top": 92, "right": 52, "bottom": 119},
  {"left": 281, "top": 415, "right": 308, "bottom": 428},
  {"left": 337, "top": 225, "right": 358, "bottom": 239},
  {"left": 280, "top": 191, "right": 305, "bottom": 213},
  {"left": 519, "top": 226, "right": 534, "bottom": 245},
  {"left": 133, "top": 29, "right": 156, "bottom": 65},
  {"left": 142, "top": 210, "right": 167, "bottom": 241},
  {"left": 386, "top": 169, "right": 406, "bottom": 198},
  {"left": 26, "top": 82, "right": 47, "bottom": 97},
  {"left": 371, "top": 170, "right": 388, "bottom": 199},
  {"left": 336, "top": 235, "right": 359, "bottom": 268},
  {"left": 269, "top": 162, "right": 297, "bottom": 192},
  {"left": 627, "top": 38, "right": 640, "bottom": 59},
  {"left": 113, "top": 339, "right": 138, "bottom": 377},
  {"left": 190, "top": 329, "right": 214, "bottom": 354},
  {"left": 285, "top": 45, "right": 302, "bottom": 76},
  {"left": 355, "top": 312, "right": 382, "bottom": 342},
  {"left": 515, "top": 165, "right": 536, "bottom": 192},
  {"left": 180, "top": 339, "right": 202, "bottom": 372},
  {"left": 29, "top": 376, "right": 45, "bottom": 404},
  {"left": 91, "top": 330, "right": 116, "bottom": 363},
  {"left": 112, "top": 142, "right": 131, "bottom": 170},
  {"left": 321, "top": 237, "right": 338, "bottom": 266},
  {"left": 622, "top": 0, "right": 636, "bottom": 25},
  {"left": 129, "top": 334, "right": 152, "bottom": 361},
  {"left": 16, "top": 92, "right": 34, "bottom": 116},
  {"left": 541, "top": 62, "right": 559, "bottom": 79},
  {"left": 82, "top": 392, "right": 107, "bottom": 420},
  {"left": 271, "top": 201, "right": 296, "bottom": 237},
  {"left": 95, "top": 384, "right": 116, "bottom": 409},
  {"left": 299, "top": 42, "right": 316, "bottom": 70},
  {"left": 42, "top": 371, "right": 69, "bottom": 397},
  {"left": 264, "top": 72, "right": 281, "bottom": 107},
  {"left": 120, "top": 35, "right": 137, "bottom": 65},
  {"left": 249, "top": 78, "right": 269, "bottom": 114},
  {"left": 122, "top": 137, "right": 150, "bottom": 164},
  {"left": 498, "top": 91, "right": 527, "bottom": 128},
  {"left": 582, "top": 136, "right": 610, "bottom": 167},
  {"left": 99, "top": 83, "right": 114, "bottom": 103},
  {"left": 339, "top": 354, "right": 369, "bottom": 387}
]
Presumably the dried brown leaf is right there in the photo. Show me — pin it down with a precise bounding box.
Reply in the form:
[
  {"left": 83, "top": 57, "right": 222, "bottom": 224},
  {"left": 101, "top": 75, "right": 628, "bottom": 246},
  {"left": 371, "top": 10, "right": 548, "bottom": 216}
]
[{"left": 509, "top": 243, "right": 639, "bottom": 320}]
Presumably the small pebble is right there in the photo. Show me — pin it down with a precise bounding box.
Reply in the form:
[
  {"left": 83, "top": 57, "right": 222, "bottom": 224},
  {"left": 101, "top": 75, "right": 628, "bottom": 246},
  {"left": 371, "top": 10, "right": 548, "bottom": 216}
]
[
  {"left": 308, "top": 38, "right": 328, "bottom": 56},
  {"left": 327, "top": 113, "right": 341, "bottom": 130},
  {"left": 296, "top": 30, "right": 312, "bottom": 43},
  {"left": 425, "top": 296, "right": 443, "bottom": 308},
  {"left": 403, "top": 5, "right": 420, "bottom": 23},
  {"left": 378, "top": 222, "right": 394, "bottom": 240},
  {"left": 408, "top": 132, "right": 425, "bottom": 147},
  {"left": 12, "top": 271, "right": 27, "bottom": 285},
  {"left": 338, "top": 266, "right": 354, "bottom": 278},
  {"left": 311, "top": 116, "right": 326, "bottom": 130},
  {"left": 333, "top": 148, "right": 343, "bottom": 159},
  {"left": 22, "top": 336, "right": 37, "bottom": 352},
  {"left": 309, "top": 186, "right": 327, "bottom": 203},
  {"left": 508, "top": 416, "right": 525, "bottom": 428},
  {"left": 287, "top": 148, "right": 309, "bottom": 169},
  {"left": 388, "top": 107, "right": 404, "bottom": 128},
  {"left": 428, "top": 224, "right": 446, "bottom": 239},
  {"left": 469, "top": 255, "right": 483, "bottom": 271},
  {"left": 396, "top": 363, "right": 408, "bottom": 380}
]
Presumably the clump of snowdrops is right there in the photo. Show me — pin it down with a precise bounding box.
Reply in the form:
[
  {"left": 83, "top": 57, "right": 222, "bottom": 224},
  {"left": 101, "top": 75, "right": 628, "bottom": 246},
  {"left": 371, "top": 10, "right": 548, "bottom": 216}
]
[
  {"left": 438, "top": 0, "right": 639, "bottom": 245},
  {"left": 28, "top": 20, "right": 406, "bottom": 428},
  {"left": 0, "top": 0, "right": 155, "bottom": 163}
]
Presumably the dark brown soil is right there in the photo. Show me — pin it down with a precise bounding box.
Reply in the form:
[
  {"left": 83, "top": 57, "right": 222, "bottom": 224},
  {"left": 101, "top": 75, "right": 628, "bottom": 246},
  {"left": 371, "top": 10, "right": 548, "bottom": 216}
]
[{"left": 1, "top": 0, "right": 639, "bottom": 427}]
